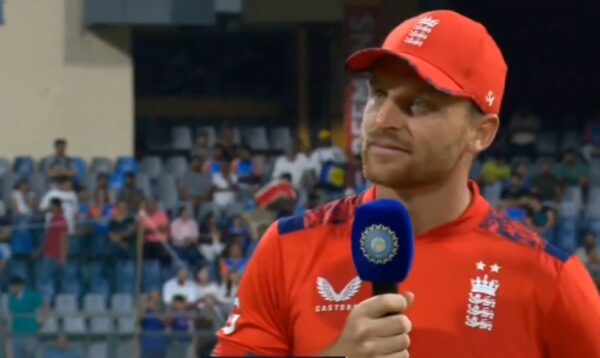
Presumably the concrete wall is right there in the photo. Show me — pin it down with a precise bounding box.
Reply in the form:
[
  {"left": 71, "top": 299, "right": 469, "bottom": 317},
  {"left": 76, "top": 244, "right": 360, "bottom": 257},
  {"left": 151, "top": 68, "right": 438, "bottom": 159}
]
[{"left": 0, "top": 0, "right": 133, "bottom": 160}]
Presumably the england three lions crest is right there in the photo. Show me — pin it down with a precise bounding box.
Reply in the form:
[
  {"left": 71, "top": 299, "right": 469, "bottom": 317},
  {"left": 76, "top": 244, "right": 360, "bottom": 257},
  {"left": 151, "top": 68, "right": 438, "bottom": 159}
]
[{"left": 465, "top": 261, "right": 501, "bottom": 332}]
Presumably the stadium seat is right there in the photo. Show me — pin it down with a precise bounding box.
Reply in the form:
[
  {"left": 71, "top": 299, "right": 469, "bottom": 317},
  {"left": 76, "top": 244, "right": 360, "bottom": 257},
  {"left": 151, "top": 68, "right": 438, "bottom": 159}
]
[
  {"left": 84, "top": 294, "right": 113, "bottom": 334},
  {"left": 143, "top": 260, "right": 162, "bottom": 293},
  {"left": 0, "top": 157, "right": 11, "bottom": 177},
  {"left": 141, "top": 156, "right": 163, "bottom": 179},
  {"left": 114, "top": 260, "right": 136, "bottom": 295},
  {"left": 59, "top": 263, "right": 82, "bottom": 296},
  {"left": 55, "top": 294, "right": 86, "bottom": 334},
  {"left": 87, "top": 343, "right": 109, "bottom": 358},
  {"left": 111, "top": 294, "right": 136, "bottom": 334},
  {"left": 590, "top": 158, "right": 600, "bottom": 186},
  {"left": 165, "top": 156, "right": 188, "bottom": 178},
  {"left": 13, "top": 156, "right": 35, "bottom": 177},
  {"left": 136, "top": 173, "right": 153, "bottom": 198},
  {"left": 72, "top": 157, "right": 88, "bottom": 184},
  {"left": 116, "top": 156, "right": 138, "bottom": 175},
  {"left": 171, "top": 126, "right": 194, "bottom": 150},
  {"left": 243, "top": 126, "right": 269, "bottom": 151},
  {"left": 270, "top": 127, "right": 292, "bottom": 151},
  {"left": 2, "top": 172, "right": 17, "bottom": 202},
  {"left": 557, "top": 216, "right": 578, "bottom": 253},
  {"left": 35, "top": 259, "right": 58, "bottom": 300},
  {"left": 7, "top": 259, "right": 31, "bottom": 287},
  {"left": 561, "top": 130, "right": 582, "bottom": 151},
  {"left": 563, "top": 186, "right": 584, "bottom": 209},
  {"left": 536, "top": 131, "right": 558, "bottom": 155},
  {"left": 116, "top": 339, "right": 136, "bottom": 357},
  {"left": 90, "top": 157, "right": 114, "bottom": 174},
  {"left": 197, "top": 126, "right": 218, "bottom": 147},
  {"left": 586, "top": 187, "right": 600, "bottom": 219},
  {"left": 40, "top": 315, "right": 60, "bottom": 334},
  {"left": 29, "top": 170, "right": 49, "bottom": 197},
  {"left": 157, "top": 173, "right": 179, "bottom": 211}
]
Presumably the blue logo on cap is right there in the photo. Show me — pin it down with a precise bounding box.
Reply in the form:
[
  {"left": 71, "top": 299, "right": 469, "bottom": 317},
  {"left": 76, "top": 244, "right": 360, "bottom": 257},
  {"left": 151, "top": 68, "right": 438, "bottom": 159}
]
[{"left": 360, "top": 224, "right": 399, "bottom": 265}]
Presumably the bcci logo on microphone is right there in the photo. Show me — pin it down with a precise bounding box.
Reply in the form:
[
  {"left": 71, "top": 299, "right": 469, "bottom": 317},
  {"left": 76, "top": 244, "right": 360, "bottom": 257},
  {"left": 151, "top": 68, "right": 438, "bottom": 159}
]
[{"left": 360, "top": 224, "right": 399, "bottom": 265}]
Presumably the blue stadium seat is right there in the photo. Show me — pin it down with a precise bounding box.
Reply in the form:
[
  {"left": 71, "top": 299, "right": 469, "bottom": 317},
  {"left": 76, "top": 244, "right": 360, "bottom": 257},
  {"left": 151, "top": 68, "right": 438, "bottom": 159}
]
[
  {"left": 557, "top": 217, "right": 578, "bottom": 253},
  {"left": 116, "top": 156, "right": 139, "bottom": 175},
  {"left": 72, "top": 157, "right": 88, "bottom": 184},
  {"left": 35, "top": 259, "right": 58, "bottom": 300},
  {"left": 59, "top": 263, "right": 82, "bottom": 296},
  {"left": 115, "top": 260, "right": 136, "bottom": 294},
  {"left": 90, "top": 157, "right": 113, "bottom": 174},
  {"left": 142, "top": 260, "right": 162, "bottom": 293},
  {"left": 13, "top": 156, "right": 35, "bottom": 177}
]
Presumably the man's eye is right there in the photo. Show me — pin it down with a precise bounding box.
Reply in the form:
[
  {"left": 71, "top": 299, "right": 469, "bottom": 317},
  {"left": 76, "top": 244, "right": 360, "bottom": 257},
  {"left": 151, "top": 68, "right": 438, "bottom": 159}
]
[
  {"left": 371, "top": 89, "right": 386, "bottom": 99},
  {"left": 409, "top": 97, "right": 433, "bottom": 115}
]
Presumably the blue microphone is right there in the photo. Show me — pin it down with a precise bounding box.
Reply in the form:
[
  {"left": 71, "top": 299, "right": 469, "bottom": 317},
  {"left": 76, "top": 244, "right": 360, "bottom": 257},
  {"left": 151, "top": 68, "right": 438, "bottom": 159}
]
[{"left": 352, "top": 199, "right": 415, "bottom": 296}]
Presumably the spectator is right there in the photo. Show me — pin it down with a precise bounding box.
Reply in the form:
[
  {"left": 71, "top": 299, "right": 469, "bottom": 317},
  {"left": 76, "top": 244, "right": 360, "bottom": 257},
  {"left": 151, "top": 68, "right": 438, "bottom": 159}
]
[
  {"left": 198, "top": 212, "right": 225, "bottom": 267},
  {"left": 219, "top": 125, "right": 238, "bottom": 158},
  {"left": 513, "top": 162, "right": 532, "bottom": 190},
  {"left": 43, "top": 334, "right": 81, "bottom": 358},
  {"left": 39, "top": 180, "right": 79, "bottom": 235},
  {"left": 227, "top": 216, "right": 250, "bottom": 245},
  {"left": 507, "top": 104, "right": 540, "bottom": 159},
  {"left": 117, "top": 173, "right": 145, "bottom": 212},
  {"left": 231, "top": 145, "right": 262, "bottom": 185},
  {"left": 43, "top": 198, "right": 69, "bottom": 265},
  {"left": 500, "top": 176, "right": 529, "bottom": 210},
  {"left": 140, "top": 291, "right": 169, "bottom": 358},
  {"left": 11, "top": 179, "right": 36, "bottom": 217},
  {"left": 195, "top": 266, "right": 221, "bottom": 303},
  {"left": 178, "top": 156, "right": 212, "bottom": 214},
  {"left": 310, "top": 130, "right": 346, "bottom": 177},
  {"left": 212, "top": 159, "right": 238, "bottom": 209},
  {"left": 88, "top": 188, "right": 114, "bottom": 249},
  {"left": 138, "top": 199, "right": 170, "bottom": 263},
  {"left": 219, "top": 270, "right": 241, "bottom": 307},
  {"left": 191, "top": 130, "right": 211, "bottom": 159},
  {"left": 481, "top": 156, "right": 511, "bottom": 185},
  {"left": 271, "top": 139, "right": 312, "bottom": 189},
  {"left": 525, "top": 196, "right": 556, "bottom": 241},
  {"left": 108, "top": 200, "right": 137, "bottom": 258},
  {"left": 170, "top": 206, "right": 200, "bottom": 265},
  {"left": 45, "top": 139, "right": 76, "bottom": 183},
  {"left": 576, "top": 231, "right": 600, "bottom": 288},
  {"left": 245, "top": 222, "right": 268, "bottom": 259},
  {"left": 220, "top": 242, "right": 248, "bottom": 278},
  {"left": 169, "top": 295, "right": 194, "bottom": 358},
  {"left": 162, "top": 268, "right": 198, "bottom": 307},
  {"left": 555, "top": 149, "right": 589, "bottom": 188},
  {"left": 8, "top": 276, "right": 47, "bottom": 358},
  {"left": 0, "top": 204, "right": 12, "bottom": 270},
  {"left": 203, "top": 144, "right": 227, "bottom": 175},
  {"left": 194, "top": 293, "right": 227, "bottom": 356},
  {"left": 531, "top": 162, "right": 561, "bottom": 201}
]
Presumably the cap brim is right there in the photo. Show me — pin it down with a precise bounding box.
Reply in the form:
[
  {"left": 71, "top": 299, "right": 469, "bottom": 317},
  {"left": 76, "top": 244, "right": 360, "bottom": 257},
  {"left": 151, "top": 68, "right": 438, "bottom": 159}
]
[{"left": 345, "top": 48, "right": 467, "bottom": 98}]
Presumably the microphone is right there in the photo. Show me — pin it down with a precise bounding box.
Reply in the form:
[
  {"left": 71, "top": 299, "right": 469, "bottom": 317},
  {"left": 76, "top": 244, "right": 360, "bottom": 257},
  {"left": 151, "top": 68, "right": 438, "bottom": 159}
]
[{"left": 351, "top": 199, "right": 415, "bottom": 296}]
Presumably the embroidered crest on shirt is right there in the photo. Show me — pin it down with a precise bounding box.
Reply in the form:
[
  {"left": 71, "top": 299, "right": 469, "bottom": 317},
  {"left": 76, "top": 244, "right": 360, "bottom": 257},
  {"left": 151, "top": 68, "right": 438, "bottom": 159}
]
[
  {"left": 404, "top": 16, "right": 440, "bottom": 47},
  {"left": 315, "top": 276, "right": 361, "bottom": 313},
  {"left": 465, "top": 261, "right": 501, "bottom": 331}
]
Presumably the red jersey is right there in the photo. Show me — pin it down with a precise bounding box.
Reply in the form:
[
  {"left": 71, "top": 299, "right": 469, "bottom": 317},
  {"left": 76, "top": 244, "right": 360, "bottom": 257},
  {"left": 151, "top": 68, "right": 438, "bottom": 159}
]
[
  {"left": 214, "top": 183, "right": 600, "bottom": 357},
  {"left": 45, "top": 214, "right": 68, "bottom": 262}
]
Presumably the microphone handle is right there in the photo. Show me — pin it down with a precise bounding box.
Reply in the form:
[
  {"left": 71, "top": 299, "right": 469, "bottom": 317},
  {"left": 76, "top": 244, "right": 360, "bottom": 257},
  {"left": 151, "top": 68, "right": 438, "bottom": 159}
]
[{"left": 372, "top": 282, "right": 398, "bottom": 296}]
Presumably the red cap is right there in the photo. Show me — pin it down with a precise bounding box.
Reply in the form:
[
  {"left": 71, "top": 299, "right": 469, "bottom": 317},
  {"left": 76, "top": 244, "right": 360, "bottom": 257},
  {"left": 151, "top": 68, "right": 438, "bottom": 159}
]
[{"left": 346, "top": 10, "right": 508, "bottom": 115}]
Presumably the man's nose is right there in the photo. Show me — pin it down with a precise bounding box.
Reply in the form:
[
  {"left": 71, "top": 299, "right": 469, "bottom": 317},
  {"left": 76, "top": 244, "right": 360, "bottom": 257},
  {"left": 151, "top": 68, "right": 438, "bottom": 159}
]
[{"left": 375, "top": 98, "right": 406, "bottom": 129}]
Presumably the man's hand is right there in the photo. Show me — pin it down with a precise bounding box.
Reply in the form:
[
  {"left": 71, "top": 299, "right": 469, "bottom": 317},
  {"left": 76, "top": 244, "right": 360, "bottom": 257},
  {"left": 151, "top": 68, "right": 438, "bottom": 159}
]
[{"left": 321, "top": 292, "right": 415, "bottom": 358}]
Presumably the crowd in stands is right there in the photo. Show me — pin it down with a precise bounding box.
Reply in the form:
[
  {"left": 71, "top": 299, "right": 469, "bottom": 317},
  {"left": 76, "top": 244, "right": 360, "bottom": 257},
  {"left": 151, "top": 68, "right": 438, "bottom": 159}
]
[
  {"left": 0, "top": 126, "right": 349, "bottom": 357},
  {"left": 1, "top": 112, "right": 600, "bottom": 357}
]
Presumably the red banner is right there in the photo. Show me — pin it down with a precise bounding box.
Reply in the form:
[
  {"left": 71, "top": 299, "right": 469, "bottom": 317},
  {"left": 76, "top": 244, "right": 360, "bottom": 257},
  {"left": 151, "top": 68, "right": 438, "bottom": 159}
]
[{"left": 343, "top": 6, "right": 380, "bottom": 187}]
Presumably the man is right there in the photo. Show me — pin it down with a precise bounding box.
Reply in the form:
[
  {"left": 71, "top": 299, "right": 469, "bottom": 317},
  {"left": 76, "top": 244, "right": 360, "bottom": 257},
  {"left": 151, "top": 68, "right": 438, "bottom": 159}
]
[
  {"left": 117, "top": 172, "right": 145, "bottom": 212},
  {"left": 178, "top": 156, "right": 212, "bottom": 213},
  {"left": 43, "top": 334, "right": 82, "bottom": 358},
  {"left": 214, "top": 10, "right": 600, "bottom": 357},
  {"left": 44, "top": 139, "right": 76, "bottom": 183},
  {"left": 8, "top": 276, "right": 47, "bottom": 358},
  {"left": 162, "top": 268, "right": 199, "bottom": 307}
]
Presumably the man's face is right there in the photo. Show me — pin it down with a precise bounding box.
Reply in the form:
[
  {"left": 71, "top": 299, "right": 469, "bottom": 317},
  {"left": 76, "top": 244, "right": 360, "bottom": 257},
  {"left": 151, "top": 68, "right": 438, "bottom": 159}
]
[
  {"left": 177, "top": 269, "right": 188, "bottom": 283},
  {"left": 9, "top": 283, "right": 23, "bottom": 296},
  {"left": 361, "top": 59, "right": 483, "bottom": 189},
  {"left": 55, "top": 142, "right": 66, "bottom": 156}
]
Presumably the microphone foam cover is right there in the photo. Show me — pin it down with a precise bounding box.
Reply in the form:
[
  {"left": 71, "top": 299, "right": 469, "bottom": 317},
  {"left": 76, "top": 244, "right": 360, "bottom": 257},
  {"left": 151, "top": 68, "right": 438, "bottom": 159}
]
[{"left": 351, "top": 199, "right": 415, "bottom": 284}]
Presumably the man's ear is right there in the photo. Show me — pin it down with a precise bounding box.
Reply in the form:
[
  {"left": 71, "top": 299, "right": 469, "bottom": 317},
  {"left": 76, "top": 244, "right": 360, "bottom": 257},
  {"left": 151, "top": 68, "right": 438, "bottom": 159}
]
[{"left": 467, "top": 114, "right": 500, "bottom": 153}]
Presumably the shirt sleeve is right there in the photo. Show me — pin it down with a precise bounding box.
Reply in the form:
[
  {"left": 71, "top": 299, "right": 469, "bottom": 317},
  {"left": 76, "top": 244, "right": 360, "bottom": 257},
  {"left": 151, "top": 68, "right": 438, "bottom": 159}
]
[
  {"left": 212, "top": 222, "right": 291, "bottom": 356},
  {"left": 542, "top": 256, "right": 600, "bottom": 357}
]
